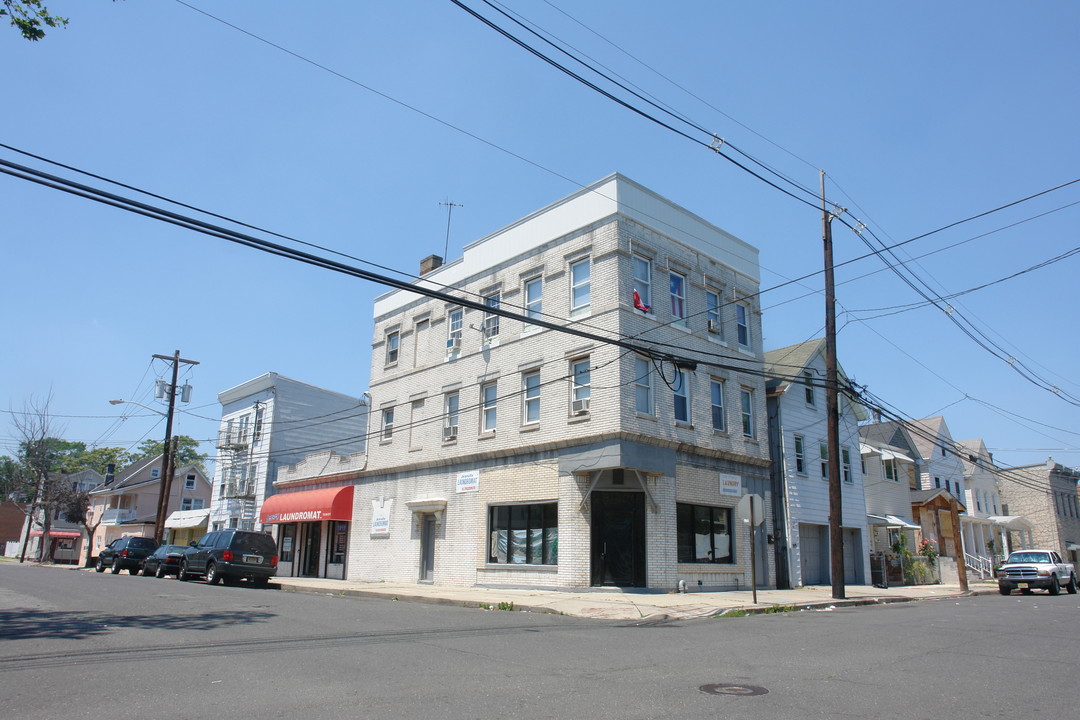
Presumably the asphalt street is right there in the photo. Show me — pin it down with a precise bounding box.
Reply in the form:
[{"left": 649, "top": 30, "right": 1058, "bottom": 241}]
[{"left": 1, "top": 562, "right": 1077, "bottom": 720}]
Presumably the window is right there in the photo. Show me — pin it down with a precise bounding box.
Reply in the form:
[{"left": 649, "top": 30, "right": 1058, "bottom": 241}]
[
  {"left": 571, "top": 358, "right": 591, "bottom": 408},
  {"left": 736, "top": 303, "right": 751, "bottom": 349},
  {"left": 883, "top": 458, "right": 897, "bottom": 481},
  {"left": 820, "top": 443, "right": 829, "bottom": 479},
  {"left": 673, "top": 369, "right": 690, "bottom": 423},
  {"left": 181, "top": 497, "right": 205, "bottom": 511},
  {"left": 794, "top": 435, "right": 806, "bottom": 474},
  {"left": 483, "top": 293, "right": 500, "bottom": 340},
  {"left": 677, "top": 504, "right": 733, "bottom": 563},
  {"left": 150, "top": 467, "right": 161, "bottom": 479},
  {"left": 635, "top": 357, "right": 652, "bottom": 414},
  {"left": 331, "top": 522, "right": 348, "bottom": 564},
  {"left": 992, "top": 496, "right": 999, "bottom": 514},
  {"left": 253, "top": 403, "right": 264, "bottom": 440},
  {"left": 740, "top": 388, "right": 754, "bottom": 438},
  {"left": 669, "top": 271, "right": 687, "bottom": 324},
  {"left": 279, "top": 524, "right": 295, "bottom": 563},
  {"left": 934, "top": 477, "right": 941, "bottom": 489},
  {"left": 842, "top": 447, "right": 853, "bottom": 483},
  {"left": 444, "top": 392, "right": 459, "bottom": 439},
  {"left": 481, "top": 382, "right": 498, "bottom": 432},
  {"left": 381, "top": 408, "right": 394, "bottom": 441},
  {"left": 706, "top": 290, "right": 721, "bottom": 335},
  {"left": 570, "top": 258, "right": 590, "bottom": 315},
  {"left": 184, "top": 473, "right": 196, "bottom": 490},
  {"left": 447, "top": 307, "right": 463, "bottom": 349},
  {"left": 522, "top": 371, "right": 541, "bottom": 425},
  {"left": 524, "top": 276, "right": 542, "bottom": 327},
  {"left": 710, "top": 380, "right": 725, "bottom": 432},
  {"left": 385, "top": 330, "right": 399, "bottom": 365},
  {"left": 488, "top": 503, "right": 558, "bottom": 565},
  {"left": 238, "top": 414, "right": 251, "bottom": 444},
  {"left": 632, "top": 255, "right": 651, "bottom": 311},
  {"left": 976, "top": 491, "right": 983, "bottom": 512},
  {"left": 803, "top": 370, "right": 816, "bottom": 406}
]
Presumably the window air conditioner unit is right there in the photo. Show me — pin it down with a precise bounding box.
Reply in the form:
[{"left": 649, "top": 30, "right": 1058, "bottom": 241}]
[
  {"left": 572, "top": 398, "right": 590, "bottom": 415},
  {"left": 443, "top": 425, "right": 458, "bottom": 441},
  {"left": 707, "top": 319, "right": 720, "bottom": 334},
  {"left": 446, "top": 336, "right": 461, "bottom": 351}
]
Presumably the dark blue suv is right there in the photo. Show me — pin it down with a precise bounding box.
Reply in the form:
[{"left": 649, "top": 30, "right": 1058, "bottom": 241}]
[{"left": 178, "top": 529, "right": 278, "bottom": 586}]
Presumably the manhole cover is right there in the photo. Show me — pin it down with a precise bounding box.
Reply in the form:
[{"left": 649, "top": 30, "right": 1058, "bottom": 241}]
[{"left": 699, "top": 683, "right": 769, "bottom": 696}]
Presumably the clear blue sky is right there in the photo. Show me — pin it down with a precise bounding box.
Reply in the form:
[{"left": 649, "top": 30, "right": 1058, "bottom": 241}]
[{"left": 2, "top": 1, "right": 1078, "bottom": 472}]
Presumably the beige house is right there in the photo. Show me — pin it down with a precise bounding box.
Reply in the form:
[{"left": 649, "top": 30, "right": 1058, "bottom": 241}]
[
  {"left": 89, "top": 455, "right": 212, "bottom": 555},
  {"left": 998, "top": 459, "right": 1080, "bottom": 568}
]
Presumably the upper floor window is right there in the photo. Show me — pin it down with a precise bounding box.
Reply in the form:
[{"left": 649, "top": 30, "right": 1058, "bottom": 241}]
[
  {"left": 803, "top": 370, "right": 816, "bottom": 406},
  {"left": 481, "top": 382, "right": 498, "bottom": 433},
  {"left": 237, "top": 414, "right": 251, "bottom": 443},
  {"left": 447, "top": 307, "right": 463, "bottom": 351},
  {"left": 571, "top": 358, "right": 591, "bottom": 412},
  {"left": 705, "top": 290, "right": 721, "bottom": 336},
  {"left": 736, "top": 303, "right": 751, "bottom": 349},
  {"left": 181, "top": 497, "right": 205, "bottom": 511},
  {"left": 570, "top": 258, "right": 590, "bottom": 316},
  {"left": 740, "top": 388, "right": 755, "bottom": 438},
  {"left": 793, "top": 435, "right": 806, "bottom": 474},
  {"left": 444, "top": 392, "right": 460, "bottom": 439},
  {"left": 524, "top": 277, "right": 542, "bottom": 327},
  {"left": 632, "top": 255, "right": 651, "bottom": 312},
  {"left": 483, "top": 293, "right": 500, "bottom": 340},
  {"left": 150, "top": 467, "right": 161, "bottom": 479},
  {"left": 522, "top": 371, "right": 541, "bottom": 425},
  {"left": 669, "top": 271, "right": 687, "bottom": 325},
  {"left": 385, "top": 331, "right": 400, "bottom": 365},
  {"left": 634, "top": 356, "right": 652, "bottom": 415},
  {"left": 381, "top": 408, "right": 394, "bottom": 441},
  {"left": 673, "top": 369, "right": 690, "bottom": 423},
  {"left": 842, "top": 447, "right": 853, "bottom": 483},
  {"left": 819, "top": 443, "right": 829, "bottom": 479},
  {"left": 710, "top": 379, "right": 725, "bottom": 432},
  {"left": 883, "top": 458, "right": 897, "bottom": 481},
  {"left": 253, "top": 403, "right": 264, "bottom": 440},
  {"left": 184, "top": 474, "right": 196, "bottom": 490}
]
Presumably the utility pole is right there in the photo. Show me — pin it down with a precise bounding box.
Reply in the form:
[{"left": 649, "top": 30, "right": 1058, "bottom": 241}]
[
  {"left": 152, "top": 351, "right": 199, "bottom": 544},
  {"left": 822, "top": 171, "right": 845, "bottom": 600}
]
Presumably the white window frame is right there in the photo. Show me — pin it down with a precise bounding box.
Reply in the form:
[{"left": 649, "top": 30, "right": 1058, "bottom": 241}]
[
  {"left": 524, "top": 276, "right": 543, "bottom": 329},
  {"left": 842, "top": 447, "right": 853, "bottom": 484},
  {"left": 632, "top": 255, "right": 651, "bottom": 311},
  {"left": 794, "top": 435, "right": 806, "bottom": 474},
  {"left": 483, "top": 293, "right": 500, "bottom": 340},
  {"left": 740, "top": 388, "right": 754, "bottom": 438},
  {"left": 444, "top": 392, "right": 460, "bottom": 436},
  {"left": 447, "top": 307, "right": 463, "bottom": 351},
  {"left": 669, "top": 270, "right": 687, "bottom": 325},
  {"left": 803, "top": 370, "right": 816, "bottom": 406},
  {"left": 570, "top": 258, "right": 590, "bottom": 316},
  {"left": 736, "top": 302, "right": 751, "bottom": 349},
  {"left": 634, "top": 356, "right": 652, "bottom": 415},
  {"left": 571, "top": 358, "right": 591, "bottom": 404},
  {"left": 705, "top": 290, "right": 721, "bottom": 337},
  {"left": 381, "top": 408, "right": 394, "bottom": 441},
  {"left": 522, "top": 371, "right": 541, "bottom": 426},
  {"left": 819, "top": 443, "right": 829, "bottom": 479},
  {"left": 184, "top": 474, "right": 197, "bottom": 490},
  {"left": 481, "top": 382, "right": 498, "bottom": 433},
  {"left": 385, "top": 330, "right": 400, "bottom": 366},
  {"left": 673, "top": 369, "right": 690, "bottom": 423},
  {"left": 883, "top": 458, "right": 897, "bottom": 481},
  {"left": 710, "top": 379, "right": 725, "bottom": 432}
]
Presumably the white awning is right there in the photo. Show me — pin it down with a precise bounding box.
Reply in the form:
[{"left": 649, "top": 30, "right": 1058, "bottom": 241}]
[
  {"left": 164, "top": 508, "right": 211, "bottom": 529},
  {"left": 1066, "top": 542, "right": 1080, "bottom": 552},
  {"left": 987, "top": 515, "right": 1035, "bottom": 531},
  {"left": 867, "top": 514, "right": 921, "bottom": 529},
  {"left": 859, "top": 444, "right": 913, "bottom": 463}
]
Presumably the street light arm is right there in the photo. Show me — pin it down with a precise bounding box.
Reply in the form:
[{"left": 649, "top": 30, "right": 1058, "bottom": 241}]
[{"left": 108, "top": 399, "right": 167, "bottom": 416}]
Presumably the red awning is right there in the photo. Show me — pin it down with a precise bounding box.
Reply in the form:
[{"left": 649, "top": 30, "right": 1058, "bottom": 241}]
[
  {"left": 260, "top": 485, "right": 354, "bottom": 524},
  {"left": 30, "top": 530, "right": 81, "bottom": 539}
]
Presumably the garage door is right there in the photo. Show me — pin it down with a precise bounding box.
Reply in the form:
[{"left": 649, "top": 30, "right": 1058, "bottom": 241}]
[{"left": 799, "top": 523, "right": 827, "bottom": 585}]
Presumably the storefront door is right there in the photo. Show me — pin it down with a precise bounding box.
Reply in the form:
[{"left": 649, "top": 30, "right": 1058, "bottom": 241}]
[
  {"left": 302, "top": 523, "right": 321, "bottom": 577},
  {"left": 590, "top": 491, "right": 646, "bottom": 587},
  {"left": 419, "top": 515, "right": 436, "bottom": 583}
]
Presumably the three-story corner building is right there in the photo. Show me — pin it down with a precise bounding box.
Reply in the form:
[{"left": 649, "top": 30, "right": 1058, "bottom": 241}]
[
  {"left": 350, "top": 174, "right": 773, "bottom": 590},
  {"left": 998, "top": 459, "right": 1080, "bottom": 568},
  {"left": 208, "top": 373, "right": 368, "bottom": 533},
  {"left": 763, "top": 339, "right": 870, "bottom": 588}
]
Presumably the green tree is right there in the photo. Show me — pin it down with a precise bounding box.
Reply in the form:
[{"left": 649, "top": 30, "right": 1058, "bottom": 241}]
[
  {"left": 126, "top": 435, "right": 207, "bottom": 472},
  {"left": 2, "top": 1, "right": 68, "bottom": 41}
]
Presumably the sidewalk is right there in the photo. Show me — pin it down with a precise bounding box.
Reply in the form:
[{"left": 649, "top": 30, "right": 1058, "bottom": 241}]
[{"left": 272, "top": 575, "right": 999, "bottom": 621}]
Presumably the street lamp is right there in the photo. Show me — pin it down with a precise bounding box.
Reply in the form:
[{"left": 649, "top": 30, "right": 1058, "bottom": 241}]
[{"left": 109, "top": 398, "right": 176, "bottom": 544}]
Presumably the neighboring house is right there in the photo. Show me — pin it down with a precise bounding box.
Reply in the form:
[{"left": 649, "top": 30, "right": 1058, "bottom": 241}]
[
  {"left": 20, "top": 468, "right": 103, "bottom": 564},
  {"left": 859, "top": 430, "right": 921, "bottom": 587},
  {"left": 0, "top": 500, "right": 26, "bottom": 556},
  {"left": 764, "top": 338, "right": 870, "bottom": 588},
  {"left": 956, "top": 439, "right": 1025, "bottom": 578},
  {"left": 998, "top": 459, "right": 1080, "bottom": 569},
  {"left": 208, "top": 373, "right": 367, "bottom": 533},
  {"left": 163, "top": 466, "right": 216, "bottom": 546},
  {"left": 329, "top": 173, "right": 772, "bottom": 590},
  {"left": 88, "top": 456, "right": 211, "bottom": 555}
]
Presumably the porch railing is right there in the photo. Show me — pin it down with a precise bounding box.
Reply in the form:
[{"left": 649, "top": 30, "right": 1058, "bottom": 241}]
[{"left": 964, "top": 552, "right": 995, "bottom": 580}]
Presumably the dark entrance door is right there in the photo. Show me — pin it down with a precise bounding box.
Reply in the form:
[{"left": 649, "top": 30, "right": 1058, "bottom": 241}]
[
  {"left": 419, "top": 515, "right": 436, "bottom": 583},
  {"left": 302, "top": 522, "right": 321, "bottom": 577},
  {"left": 590, "top": 491, "right": 646, "bottom": 587}
]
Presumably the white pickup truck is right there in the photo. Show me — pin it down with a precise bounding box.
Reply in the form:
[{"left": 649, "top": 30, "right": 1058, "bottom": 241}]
[{"left": 997, "top": 549, "right": 1077, "bottom": 596}]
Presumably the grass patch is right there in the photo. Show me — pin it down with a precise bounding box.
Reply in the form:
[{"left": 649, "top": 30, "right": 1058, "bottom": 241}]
[{"left": 718, "top": 604, "right": 796, "bottom": 618}]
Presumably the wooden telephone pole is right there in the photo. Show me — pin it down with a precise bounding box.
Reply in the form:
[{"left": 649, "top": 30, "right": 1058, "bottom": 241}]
[{"left": 822, "top": 171, "right": 845, "bottom": 600}]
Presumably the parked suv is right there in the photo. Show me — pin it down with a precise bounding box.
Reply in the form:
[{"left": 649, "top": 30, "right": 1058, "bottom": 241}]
[
  {"left": 95, "top": 536, "right": 158, "bottom": 575},
  {"left": 178, "top": 529, "right": 278, "bottom": 586}
]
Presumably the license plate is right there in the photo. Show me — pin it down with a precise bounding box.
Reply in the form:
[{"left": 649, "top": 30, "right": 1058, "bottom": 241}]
[
  {"left": 1018, "top": 582, "right": 1029, "bottom": 588},
  {"left": 243, "top": 555, "right": 262, "bottom": 564}
]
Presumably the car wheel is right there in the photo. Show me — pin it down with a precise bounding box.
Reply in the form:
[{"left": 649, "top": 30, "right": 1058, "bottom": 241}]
[
  {"left": 205, "top": 562, "right": 221, "bottom": 585},
  {"left": 1048, "top": 575, "right": 1060, "bottom": 596},
  {"left": 177, "top": 561, "right": 189, "bottom": 582},
  {"left": 1067, "top": 575, "right": 1078, "bottom": 594},
  {"left": 111, "top": 559, "right": 121, "bottom": 574},
  {"left": 156, "top": 565, "right": 166, "bottom": 579},
  {"left": 998, "top": 586, "right": 1010, "bottom": 595},
  {"left": 95, "top": 558, "right": 106, "bottom": 573},
  {"left": 141, "top": 564, "right": 152, "bottom": 576}
]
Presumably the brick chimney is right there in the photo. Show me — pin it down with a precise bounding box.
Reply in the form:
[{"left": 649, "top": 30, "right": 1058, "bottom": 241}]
[{"left": 420, "top": 254, "right": 443, "bottom": 275}]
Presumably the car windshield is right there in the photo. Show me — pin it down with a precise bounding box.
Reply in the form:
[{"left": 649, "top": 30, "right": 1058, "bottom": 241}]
[
  {"left": 1007, "top": 552, "right": 1050, "bottom": 564},
  {"left": 231, "top": 532, "right": 276, "bottom": 554},
  {"left": 129, "top": 537, "right": 157, "bottom": 549}
]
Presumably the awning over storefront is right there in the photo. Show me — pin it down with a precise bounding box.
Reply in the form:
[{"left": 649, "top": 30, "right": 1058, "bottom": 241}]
[
  {"left": 164, "top": 508, "right": 211, "bottom": 529},
  {"left": 30, "top": 530, "right": 81, "bottom": 539},
  {"left": 867, "top": 514, "right": 921, "bottom": 529},
  {"left": 260, "top": 485, "right": 354, "bottom": 524}
]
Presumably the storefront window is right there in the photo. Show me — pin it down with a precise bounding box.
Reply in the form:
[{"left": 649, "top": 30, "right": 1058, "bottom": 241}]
[
  {"left": 676, "top": 503, "right": 733, "bottom": 563},
  {"left": 279, "top": 524, "right": 296, "bottom": 563},
  {"left": 488, "top": 503, "right": 557, "bottom": 565},
  {"left": 331, "top": 522, "right": 348, "bottom": 564}
]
